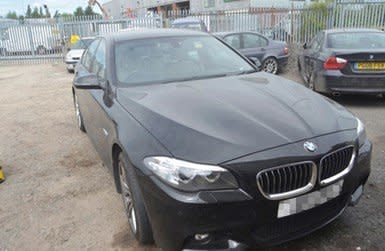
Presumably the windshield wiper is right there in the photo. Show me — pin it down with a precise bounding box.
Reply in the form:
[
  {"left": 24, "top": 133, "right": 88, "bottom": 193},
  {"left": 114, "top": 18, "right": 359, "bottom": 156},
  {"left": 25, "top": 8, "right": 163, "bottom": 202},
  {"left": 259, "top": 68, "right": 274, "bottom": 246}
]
[{"left": 159, "top": 73, "right": 229, "bottom": 84}]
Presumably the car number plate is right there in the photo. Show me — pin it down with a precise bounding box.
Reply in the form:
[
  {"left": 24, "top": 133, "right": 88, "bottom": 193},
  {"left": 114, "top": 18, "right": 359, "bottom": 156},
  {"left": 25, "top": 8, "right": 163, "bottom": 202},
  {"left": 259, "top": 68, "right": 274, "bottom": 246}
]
[
  {"left": 277, "top": 180, "right": 343, "bottom": 218},
  {"left": 356, "top": 62, "right": 385, "bottom": 70}
]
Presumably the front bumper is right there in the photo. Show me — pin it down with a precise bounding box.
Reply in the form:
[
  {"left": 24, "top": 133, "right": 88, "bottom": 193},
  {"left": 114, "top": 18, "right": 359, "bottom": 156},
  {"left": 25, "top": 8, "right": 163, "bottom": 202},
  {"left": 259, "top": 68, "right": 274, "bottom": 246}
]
[
  {"left": 138, "top": 133, "right": 371, "bottom": 251},
  {"left": 316, "top": 70, "right": 385, "bottom": 94},
  {"left": 65, "top": 60, "right": 79, "bottom": 70}
]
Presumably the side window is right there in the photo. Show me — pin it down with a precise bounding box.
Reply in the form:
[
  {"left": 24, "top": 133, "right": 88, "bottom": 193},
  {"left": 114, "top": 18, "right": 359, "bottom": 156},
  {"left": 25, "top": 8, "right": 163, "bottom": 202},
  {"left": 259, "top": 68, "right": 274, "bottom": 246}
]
[
  {"left": 243, "top": 33, "right": 268, "bottom": 49},
  {"left": 82, "top": 39, "right": 100, "bottom": 72},
  {"left": 92, "top": 39, "right": 106, "bottom": 79},
  {"left": 223, "top": 34, "right": 241, "bottom": 49}
]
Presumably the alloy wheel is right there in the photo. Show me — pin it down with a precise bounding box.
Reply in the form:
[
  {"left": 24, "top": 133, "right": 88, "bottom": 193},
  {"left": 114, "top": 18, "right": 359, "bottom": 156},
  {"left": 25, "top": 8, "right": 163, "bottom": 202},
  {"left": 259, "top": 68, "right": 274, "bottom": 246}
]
[
  {"left": 262, "top": 58, "right": 278, "bottom": 74},
  {"left": 119, "top": 161, "right": 137, "bottom": 234}
]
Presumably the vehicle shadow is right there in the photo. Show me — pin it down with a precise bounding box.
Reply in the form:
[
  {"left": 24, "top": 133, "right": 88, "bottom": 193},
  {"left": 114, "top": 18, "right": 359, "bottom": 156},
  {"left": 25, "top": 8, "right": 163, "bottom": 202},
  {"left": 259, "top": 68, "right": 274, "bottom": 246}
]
[{"left": 329, "top": 94, "right": 385, "bottom": 108}]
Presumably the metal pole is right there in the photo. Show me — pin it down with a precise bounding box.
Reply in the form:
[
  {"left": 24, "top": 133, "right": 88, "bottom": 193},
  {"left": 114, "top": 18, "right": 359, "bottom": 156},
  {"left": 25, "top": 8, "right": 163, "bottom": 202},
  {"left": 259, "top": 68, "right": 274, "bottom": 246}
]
[{"left": 27, "top": 22, "right": 35, "bottom": 57}]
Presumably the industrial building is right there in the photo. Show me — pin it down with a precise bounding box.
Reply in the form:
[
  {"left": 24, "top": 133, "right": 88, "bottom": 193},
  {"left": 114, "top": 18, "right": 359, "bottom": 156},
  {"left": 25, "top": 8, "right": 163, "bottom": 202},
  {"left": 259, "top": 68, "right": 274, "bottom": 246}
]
[{"left": 103, "top": 0, "right": 318, "bottom": 18}]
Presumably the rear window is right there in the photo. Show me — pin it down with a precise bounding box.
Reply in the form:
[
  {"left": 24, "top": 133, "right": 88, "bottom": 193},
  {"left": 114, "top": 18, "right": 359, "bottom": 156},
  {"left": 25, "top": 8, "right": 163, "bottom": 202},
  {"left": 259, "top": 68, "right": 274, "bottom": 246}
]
[{"left": 327, "top": 32, "right": 385, "bottom": 49}]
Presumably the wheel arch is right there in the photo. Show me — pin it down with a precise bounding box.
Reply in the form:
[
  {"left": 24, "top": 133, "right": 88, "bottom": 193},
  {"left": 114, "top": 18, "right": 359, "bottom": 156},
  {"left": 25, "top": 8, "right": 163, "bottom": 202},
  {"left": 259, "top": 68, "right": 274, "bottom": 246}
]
[{"left": 112, "top": 143, "right": 123, "bottom": 193}]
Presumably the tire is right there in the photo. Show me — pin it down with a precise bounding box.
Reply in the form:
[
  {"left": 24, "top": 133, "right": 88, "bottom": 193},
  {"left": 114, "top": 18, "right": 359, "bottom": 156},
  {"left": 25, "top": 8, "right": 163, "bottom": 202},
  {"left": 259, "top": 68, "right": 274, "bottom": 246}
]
[
  {"left": 118, "top": 153, "right": 154, "bottom": 244},
  {"left": 67, "top": 68, "right": 74, "bottom": 74},
  {"left": 73, "top": 94, "right": 86, "bottom": 132},
  {"left": 36, "top": 45, "right": 47, "bottom": 55},
  {"left": 262, "top": 57, "right": 279, "bottom": 74}
]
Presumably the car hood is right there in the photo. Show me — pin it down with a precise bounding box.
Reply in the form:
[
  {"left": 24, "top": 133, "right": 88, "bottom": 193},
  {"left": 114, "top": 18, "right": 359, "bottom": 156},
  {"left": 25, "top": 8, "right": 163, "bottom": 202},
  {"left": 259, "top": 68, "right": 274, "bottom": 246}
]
[
  {"left": 117, "top": 73, "right": 357, "bottom": 164},
  {"left": 66, "top": 49, "right": 84, "bottom": 59}
]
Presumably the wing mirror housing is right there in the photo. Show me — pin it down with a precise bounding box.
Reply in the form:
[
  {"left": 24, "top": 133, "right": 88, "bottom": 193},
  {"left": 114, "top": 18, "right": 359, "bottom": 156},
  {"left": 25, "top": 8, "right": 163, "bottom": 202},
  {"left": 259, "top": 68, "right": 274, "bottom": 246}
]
[
  {"left": 73, "top": 73, "right": 101, "bottom": 89},
  {"left": 303, "top": 43, "right": 307, "bottom": 49},
  {"left": 248, "top": 57, "right": 262, "bottom": 71}
]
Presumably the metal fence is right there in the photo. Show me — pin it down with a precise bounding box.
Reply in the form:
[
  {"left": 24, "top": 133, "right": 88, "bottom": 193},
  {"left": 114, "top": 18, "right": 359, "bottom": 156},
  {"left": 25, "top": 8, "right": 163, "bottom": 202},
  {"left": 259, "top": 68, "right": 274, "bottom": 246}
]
[
  {"left": 2, "top": 1, "right": 385, "bottom": 64},
  {"left": 0, "top": 15, "right": 161, "bottom": 65},
  {"left": 167, "top": 1, "right": 385, "bottom": 43}
]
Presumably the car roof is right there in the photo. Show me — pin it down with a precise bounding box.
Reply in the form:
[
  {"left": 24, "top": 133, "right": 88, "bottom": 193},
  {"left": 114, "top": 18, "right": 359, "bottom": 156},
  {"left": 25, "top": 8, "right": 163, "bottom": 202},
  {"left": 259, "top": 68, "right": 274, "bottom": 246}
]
[
  {"left": 172, "top": 17, "right": 203, "bottom": 24},
  {"left": 106, "top": 28, "right": 210, "bottom": 42},
  {"left": 213, "top": 31, "right": 265, "bottom": 37},
  {"left": 324, "top": 28, "right": 383, "bottom": 34}
]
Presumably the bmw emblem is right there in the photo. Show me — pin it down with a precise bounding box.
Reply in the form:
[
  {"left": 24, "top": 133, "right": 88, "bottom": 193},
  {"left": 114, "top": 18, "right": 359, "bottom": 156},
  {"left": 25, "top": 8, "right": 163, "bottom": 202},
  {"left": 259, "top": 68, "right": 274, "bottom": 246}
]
[{"left": 304, "top": 141, "right": 317, "bottom": 152}]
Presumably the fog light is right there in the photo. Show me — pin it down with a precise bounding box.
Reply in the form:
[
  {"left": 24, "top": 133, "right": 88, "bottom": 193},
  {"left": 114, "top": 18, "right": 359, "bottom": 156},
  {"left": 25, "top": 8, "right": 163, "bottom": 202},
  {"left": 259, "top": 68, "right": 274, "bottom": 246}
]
[{"left": 194, "top": 233, "right": 210, "bottom": 241}]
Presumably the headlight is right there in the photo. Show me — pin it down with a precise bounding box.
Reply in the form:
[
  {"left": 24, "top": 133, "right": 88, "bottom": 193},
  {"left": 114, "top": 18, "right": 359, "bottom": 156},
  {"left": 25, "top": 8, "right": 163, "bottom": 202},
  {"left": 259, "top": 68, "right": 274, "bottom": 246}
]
[
  {"left": 143, "top": 156, "right": 238, "bottom": 192},
  {"left": 356, "top": 118, "right": 366, "bottom": 147}
]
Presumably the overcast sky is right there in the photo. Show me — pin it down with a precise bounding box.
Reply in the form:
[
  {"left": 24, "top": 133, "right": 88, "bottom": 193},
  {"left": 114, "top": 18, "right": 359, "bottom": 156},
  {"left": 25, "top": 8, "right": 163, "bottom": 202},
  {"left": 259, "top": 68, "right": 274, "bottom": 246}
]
[{"left": 0, "top": 0, "right": 102, "bottom": 16}]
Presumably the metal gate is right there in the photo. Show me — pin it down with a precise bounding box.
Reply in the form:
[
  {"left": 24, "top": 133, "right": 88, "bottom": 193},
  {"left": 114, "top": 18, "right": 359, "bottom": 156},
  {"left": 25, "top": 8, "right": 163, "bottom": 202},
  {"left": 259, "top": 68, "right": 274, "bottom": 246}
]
[{"left": 0, "top": 16, "right": 161, "bottom": 65}]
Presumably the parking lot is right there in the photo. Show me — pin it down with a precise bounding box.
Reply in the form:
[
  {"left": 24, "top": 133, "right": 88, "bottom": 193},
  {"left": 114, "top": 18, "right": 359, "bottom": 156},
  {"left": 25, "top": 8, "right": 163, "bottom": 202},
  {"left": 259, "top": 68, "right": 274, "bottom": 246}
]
[{"left": 0, "top": 64, "right": 384, "bottom": 251}]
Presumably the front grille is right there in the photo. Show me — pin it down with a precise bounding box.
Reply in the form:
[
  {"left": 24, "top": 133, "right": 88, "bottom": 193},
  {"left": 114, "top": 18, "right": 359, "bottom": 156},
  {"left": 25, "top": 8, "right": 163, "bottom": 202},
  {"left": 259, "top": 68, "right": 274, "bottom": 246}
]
[
  {"left": 257, "top": 161, "right": 316, "bottom": 200},
  {"left": 72, "top": 57, "right": 80, "bottom": 60},
  {"left": 320, "top": 146, "right": 355, "bottom": 186}
]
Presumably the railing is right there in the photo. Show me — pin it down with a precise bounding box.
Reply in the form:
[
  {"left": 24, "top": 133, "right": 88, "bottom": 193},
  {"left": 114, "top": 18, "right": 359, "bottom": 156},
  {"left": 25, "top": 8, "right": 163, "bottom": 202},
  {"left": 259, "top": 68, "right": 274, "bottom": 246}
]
[
  {"left": 0, "top": 15, "right": 161, "bottom": 64},
  {"left": 2, "top": 1, "right": 385, "bottom": 64}
]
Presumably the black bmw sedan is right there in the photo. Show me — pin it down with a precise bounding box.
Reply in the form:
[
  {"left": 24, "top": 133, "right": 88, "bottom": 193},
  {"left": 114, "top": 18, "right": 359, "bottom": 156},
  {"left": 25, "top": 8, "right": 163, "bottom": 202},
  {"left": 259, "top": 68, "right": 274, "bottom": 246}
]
[
  {"left": 72, "top": 29, "right": 371, "bottom": 251},
  {"left": 214, "top": 31, "right": 289, "bottom": 74},
  {"left": 298, "top": 28, "right": 385, "bottom": 97}
]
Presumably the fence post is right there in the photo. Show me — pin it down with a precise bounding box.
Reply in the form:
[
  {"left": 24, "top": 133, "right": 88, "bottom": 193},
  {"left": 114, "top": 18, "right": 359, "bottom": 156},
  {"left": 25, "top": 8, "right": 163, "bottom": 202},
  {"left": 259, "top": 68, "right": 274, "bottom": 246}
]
[
  {"left": 27, "top": 23, "right": 35, "bottom": 57},
  {"left": 329, "top": 0, "right": 337, "bottom": 29}
]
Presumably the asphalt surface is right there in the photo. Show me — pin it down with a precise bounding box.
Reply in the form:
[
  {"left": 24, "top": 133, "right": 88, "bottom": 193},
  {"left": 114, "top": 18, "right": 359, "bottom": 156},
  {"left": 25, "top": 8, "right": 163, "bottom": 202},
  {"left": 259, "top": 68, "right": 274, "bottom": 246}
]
[{"left": 0, "top": 64, "right": 384, "bottom": 251}]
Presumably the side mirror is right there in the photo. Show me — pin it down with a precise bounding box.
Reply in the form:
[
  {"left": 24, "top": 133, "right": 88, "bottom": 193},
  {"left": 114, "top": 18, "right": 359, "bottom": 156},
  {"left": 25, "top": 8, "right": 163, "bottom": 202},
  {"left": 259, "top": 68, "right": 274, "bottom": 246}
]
[
  {"left": 248, "top": 57, "right": 262, "bottom": 71},
  {"left": 303, "top": 43, "right": 307, "bottom": 49},
  {"left": 73, "top": 73, "right": 101, "bottom": 89}
]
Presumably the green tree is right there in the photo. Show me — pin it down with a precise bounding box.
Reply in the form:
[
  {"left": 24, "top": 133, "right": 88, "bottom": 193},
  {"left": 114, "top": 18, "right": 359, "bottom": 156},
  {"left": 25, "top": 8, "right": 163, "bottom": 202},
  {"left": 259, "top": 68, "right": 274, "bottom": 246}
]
[
  {"left": 84, "top": 6, "right": 96, "bottom": 16},
  {"left": 74, "top": 7, "right": 84, "bottom": 16},
  {"left": 43, "top": 5, "right": 51, "bottom": 18},
  {"left": 25, "top": 5, "right": 32, "bottom": 18},
  {"left": 39, "top": 7, "right": 44, "bottom": 17},
  {"left": 31, "top": 7, "right": 40, "bottom": 18},
  {"left": 53, "top": 10, "right": 60, "bottom": 18},
  {"left": 300, "top": 1, "right": 330, "bottom": 42},
  {"left": 6, "top": 11, "right": 18, "bottom": 19},
  {"left": 18, "top": 15, "right": 25, "bottom": 24},
  {"left": 61, "top": 12, "right": 74, "bottom": 19}
]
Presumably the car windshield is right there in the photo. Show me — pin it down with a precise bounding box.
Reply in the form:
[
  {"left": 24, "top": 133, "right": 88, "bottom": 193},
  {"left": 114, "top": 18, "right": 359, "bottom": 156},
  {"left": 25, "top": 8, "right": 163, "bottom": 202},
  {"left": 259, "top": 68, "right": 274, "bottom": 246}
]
[
  {"left": 115, "top": 35, "right": 255, "bottom": 86},
  {"left": 71, "top": 38, "right": 94, "bottom": 49},
  {"left": 327, "top": 32, "right": 385, "bottom": 49}
]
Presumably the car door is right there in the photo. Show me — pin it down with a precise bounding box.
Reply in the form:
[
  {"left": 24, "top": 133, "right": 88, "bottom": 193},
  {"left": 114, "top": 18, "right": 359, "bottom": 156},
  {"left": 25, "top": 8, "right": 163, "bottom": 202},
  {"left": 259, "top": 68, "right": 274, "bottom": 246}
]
[
  {"left": 83, "top": 39, "right": 115, "bottom": 164},
  {"left": 240, "top": 33, "right": 269, "bottom": 62},
  {"left": 303, "top": 32, "right": 324, "bottom": 82},
  {"left": 75, "top": 38, "right": 100, "bottom": 133}
]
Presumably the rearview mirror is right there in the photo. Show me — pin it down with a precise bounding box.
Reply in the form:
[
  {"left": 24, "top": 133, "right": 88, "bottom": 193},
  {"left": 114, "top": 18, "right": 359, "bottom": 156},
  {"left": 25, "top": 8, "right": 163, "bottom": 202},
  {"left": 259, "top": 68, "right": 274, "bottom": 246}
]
[
  {"left": 303, "top": 43, "right": 307, "bottom": 49},
  {"left": 248, "top": 57, "right": 262, "bottom": 71},
  {"left": 73, "top": 73, "right": 101, "bottom": 89}
]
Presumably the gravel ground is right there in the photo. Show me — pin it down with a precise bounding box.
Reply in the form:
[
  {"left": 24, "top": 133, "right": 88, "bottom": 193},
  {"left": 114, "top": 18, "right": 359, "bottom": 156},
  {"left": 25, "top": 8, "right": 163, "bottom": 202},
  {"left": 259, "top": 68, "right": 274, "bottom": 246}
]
[{"left": 0, "top": 64, "right": 384, "bottom": 251}]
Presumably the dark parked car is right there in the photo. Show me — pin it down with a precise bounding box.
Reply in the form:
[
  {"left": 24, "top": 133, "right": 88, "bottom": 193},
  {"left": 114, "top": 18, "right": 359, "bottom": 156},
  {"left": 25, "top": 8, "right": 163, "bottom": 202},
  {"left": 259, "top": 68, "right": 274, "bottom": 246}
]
[
  {"left": 171, "top": 17, "right": 208, "bottom": 32},
  {"left": 298, "top": 28, "right": 385, "bottom": 97},
  {"left": 214, "top": 31, "right": 289, "bottom": 74},
  {"left": 72, "top": 29, "right": 371, "bottom": 251}
]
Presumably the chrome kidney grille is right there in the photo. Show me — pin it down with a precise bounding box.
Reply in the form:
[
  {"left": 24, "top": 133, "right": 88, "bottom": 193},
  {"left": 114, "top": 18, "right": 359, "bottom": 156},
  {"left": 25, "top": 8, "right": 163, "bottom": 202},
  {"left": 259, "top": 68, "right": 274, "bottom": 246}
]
[
  {"left": 319, "top": 146, "right": 355, "bottom": 186},
  {"left": 256, "top": 146, "right": 356, "bottom": 200},
  {"left": 257, "top": 161, "right": 317, "bottom": 200}
]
